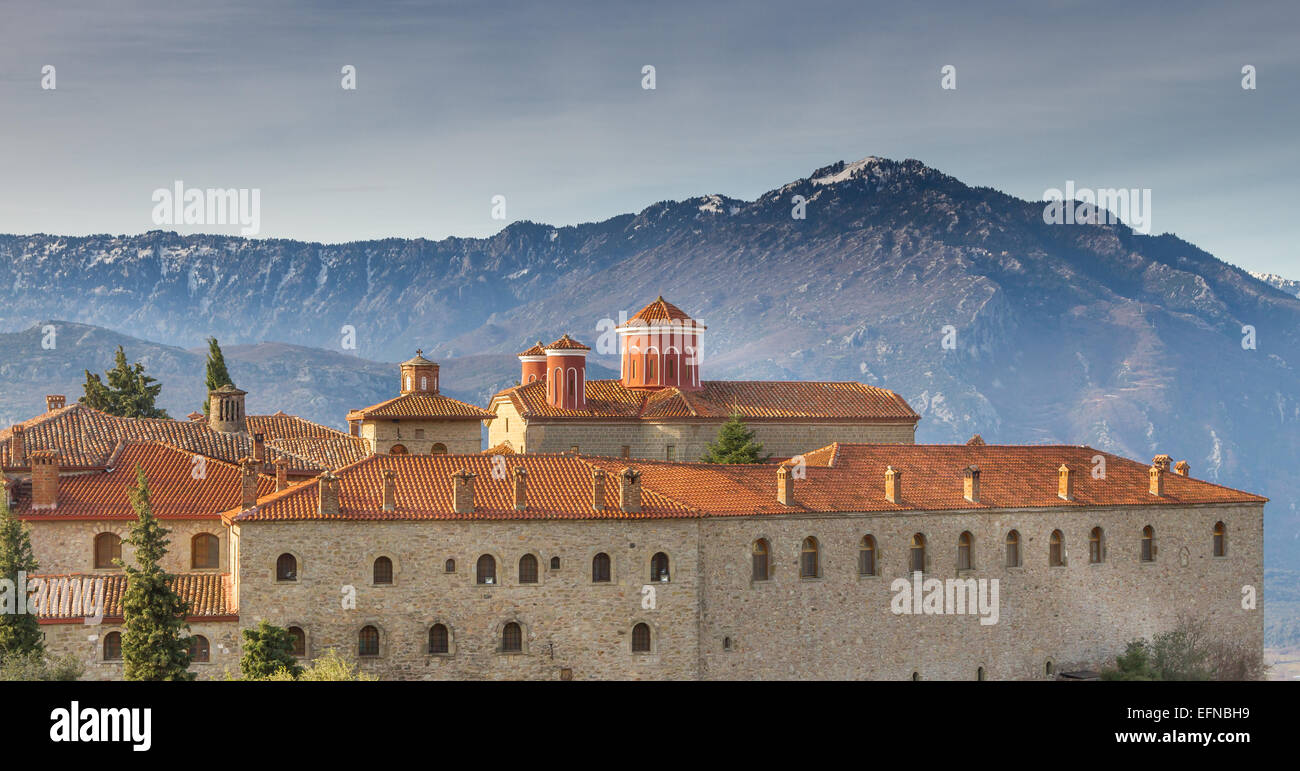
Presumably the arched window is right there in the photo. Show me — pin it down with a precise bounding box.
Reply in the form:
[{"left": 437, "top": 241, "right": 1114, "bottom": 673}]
[
  {"left": 909, "top": 533, "right": 926, "bottom": 573},
  {"left": 191, "top": 533, "right": 219, "bottom": 570},
  {"left": 1141, "top": 526, "right": 1155, "bottom": 562},
  {"left": 1005, "top": 530, "right": 1021, "bottom": 567},
  {"left": 644, "top": 353, "right": 655, "bottom": 384},
  {"left": 911, "top": 671, "right": 920, "bottom": 681},
  {"left": 420, "top": 376, "right": 427, "bottom": 390},
  {"left": 592, "top": 552, "right": 611, "bottom": 582},
  {"left": 1213, "top": 521, "right": 1226, "bottom": 557},
  {"left": 957, "top": 531, "right": 973, "bottom": 571},
  {"left": 287, "top": 626, "right": 306, "bottom": 656},
  {"left": 630, "top": 358, "right": 636, "bottom": 380},
  {"left": 94, "top": 533, "right": 121, "bottom": 569},
  {"left": 1045, "top": 661, "right": 1055, "bottom": 677},
  {"left": 501, "top": 622, "right": 522, "bottom": 653},
  {"left": 752, "top": 539, "right": 770, "bottom": 581},
  {"left": 444, "top": 558, "right": 455, "bottom": 573},
  {"left": 276, "top": 553, "right": 297, "bottom": 581},
  {"left": 430, "top": 443, "right": 447, "bottom": 455},
  {"left": 858, "top": 535, "right": 877, "bottom": 576},
  {"left": 405, "top": 375, "right": 412, "bottom": 391},
  {"left": 665, "top": 354, "right": 676, "bottom": 382},
  {"left": 800, "top": 537, "right": 819, "bottom": 579},
  {"left": 651, "top": 552, "right": 670, "bottom": 582},
  {"left": 1089, "top": 527, "right": 1104, "bottom": 563},
  {"left": 358, "top": 626, "right": 379, "bottom": 657},
  {"left": 189, "top": 635, "right": 210, "bottom": 663},
  {"left": 389, "top": 444, "right": 408, "bottom": 455},
  {"left": 1049, "top": 530, "right": 1064, "bottom": 567},
  {"left": 373, "top": 556, "right": 393, "bottom": 584},
  {"left": 977, "top": 666, "right": 986, "bottom": 681},
  {"left": 103, "top": 631, "right": 122, "bottom": 661},
  {"left": 476, "top": 554, "right": 497, "bottom": 585},
  {"left": 632, "top": 623, "right": 651, "bottom": 653},
  {"left": 519, "top": 554, "right": 538, "bottom": 584},
  {"left": 550, "top": 556, "right": 561, "bottom": 570},
  {"left": 428, "top": 624, "right": 449, "bottom": 654}
]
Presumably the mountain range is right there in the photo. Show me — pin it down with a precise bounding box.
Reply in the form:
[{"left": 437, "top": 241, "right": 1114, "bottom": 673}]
[{"left": 2, "top": 156, "right": 1298, "bottom": 640}]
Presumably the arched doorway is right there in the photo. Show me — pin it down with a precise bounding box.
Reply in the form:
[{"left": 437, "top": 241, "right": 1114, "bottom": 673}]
[
  {"left": 389, "top": 444, "right": 408, "bottom": 455},
  {"left": 430, "top": 443, "right": 447, "bottom": 455}
]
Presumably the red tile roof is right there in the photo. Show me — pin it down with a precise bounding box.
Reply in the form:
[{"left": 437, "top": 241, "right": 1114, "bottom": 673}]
[
  {"left": 346, "top": 392, "right": 493, "bottom": 420},
  {"left": 267, "top": 436, "right": 371, "bottom": 469},
  {"left": 493, "top": 379, "right": 919, "bottom": 422},
  {"left": 11, "top": 441, "right": 277, "bottom": 520},
  {"left": 618, "top": 296, "right": 701, "bottom": 327},
  {"left": 0, "top": 404, "right": 354, "bottom": 473},
  {"left": 30, "top": 572, "right": 233, "bottom": 621},
  {"left": 517, "top": 341, "right": 547, "bottom": 357},
  {"left": 227, "top": 443, "right": 1263, "bottom": 523},
  {"left": 545, "top": 334, "right": 591, "bottom": 351}
]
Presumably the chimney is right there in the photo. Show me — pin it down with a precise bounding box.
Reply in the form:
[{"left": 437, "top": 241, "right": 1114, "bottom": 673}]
[
  {"left": 618, "top": 467, "right": 641, "bottom": 513},
  {"left": 1152, "top": 454, "right": 1172, "bottom": 472},
  {"left": 208, "top": 384, "right": 248, "bottom": 434},
  {"left": 253, "top": 433, "right": 266, "bottom": 466},
  {"left": 10, "top": 425, "right": 26, "bottom": 467},
  {"left": 1174, "top": 460, "right": 1190, "bottom": 477},
  {"left": 240, "top": 458, "right": 260, "bottom": 509},
  {"left": 1148, "top": 465, "right": 1164, "bottom": 496},
  {"left": 273, "top": 458, "right": 289, "bottom": 492},
  {"left": 317, "top": 472, "right": 340, "bottom": 516},
  {"left": 776, "top": 464, "right": 794, "bottom": 505},
  {"left": 591, "top": 468, "right": 607, "bottom": 511},
  {"left": 382, "top": 469, "right": 396, "bottom": 512},
  {"left": 1058, "top": 464, "right": 1073, "bottom": 501},
  {"left": 45, "top": 395, "right": 66, "bottom": 412},
  {"left": 884, "top": 465, "right": 901, "bottom": 504},
  {"left": 30, "top": 449, "right": 58, "bottom": 510},
  {"left": 963, "top": 465, "right": 981, "bottom": 504},
  {"left": 513, "top": 466, "right": 528, "bottom": 511},
  {"left": 451, "top": 469, "right": 476, "bottom": 514}
]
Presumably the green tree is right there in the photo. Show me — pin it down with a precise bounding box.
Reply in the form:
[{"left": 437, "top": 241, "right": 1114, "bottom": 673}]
[
  {"left": 120, "top": 466, "right": 194, "bottom": 681},
  {"left": 265, "top": 648, "right": 375, "bottom": 681},
  {"left": 0, "top": 492, "right": 43, "bottom": 660},
  {"left": 80, "top": 346, "right": 170, "bottom": 418},
  {"left": 202, "top": 337, "right": 234, "bottom": 416},
  {"left": 700, "top": 412, "right": 768, "bottom": 463},
  {"left": 240, "top": 620, "right": 303, "bottom": 680},
  {"left": 0, "top": 650, "right": 82, "bottom": 681},
  {"left": 1101, "top": 640, "right": 1157, "bottom": 681}
]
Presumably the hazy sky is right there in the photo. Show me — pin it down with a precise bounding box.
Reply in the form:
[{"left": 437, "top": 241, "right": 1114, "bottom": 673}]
[{"left": 1, "top": 0, "right": 1296, "bottom": 276}]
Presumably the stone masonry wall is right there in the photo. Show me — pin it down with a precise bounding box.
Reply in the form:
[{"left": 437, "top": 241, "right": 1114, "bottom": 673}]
[
  {"left": 40, "top": 620, "right": 240, "bottom": 681},
  {"left": 361, "top": 419, "right": 482, "bottom": 455},
  {"left": 25, "top": 519, "right": 229, "bottom": 575}
]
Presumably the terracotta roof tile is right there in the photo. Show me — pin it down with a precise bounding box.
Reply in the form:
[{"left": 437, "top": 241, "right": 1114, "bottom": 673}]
[
  {"left": 545, "top": 334, "right": 591, "bottom": 351},
  {"left": 30, "top": 572, "right": 232, "bottom": 620},
  {"left": 230, "top": 444, "right": 1263, "bottom": 523},
  {"left": 495, "top": 379, "right": 919, "bottom": 422},
  {"left": 618, "top": 296, "right": 702, "bottom": 327},
  {"left": 267, "top": 436, "right": 371, "bottom": 469},
  {"left": 517, "top": 341, "right": 546, "bottom": 357},
  {"left": 11, "top": 441, "right": 276, "bottom": 520},
  {"left": 346, "top": 392, "right": 493, "bottom": 420}
]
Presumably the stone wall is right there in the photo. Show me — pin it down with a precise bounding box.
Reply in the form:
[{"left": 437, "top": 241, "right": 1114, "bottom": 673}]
[
  {"left": 24, "top": 518, "right": 229, "bottom": 575},
  {"left": 233, "top": 518, "right": 702, "bottom": 680},
  {"left": 360, "top": 418, "right": 482, "bottom": 455},
  {"left": 698, "top": 502, "right": 1263, "bottom": 680},
  {"left": 40, "top": 619, "right": 240, "bottom": 681}
]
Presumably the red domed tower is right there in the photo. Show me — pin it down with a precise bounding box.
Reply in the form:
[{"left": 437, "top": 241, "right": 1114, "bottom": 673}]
[
  {"left": 399, "top": 350, "right": 440, "bottom": 394},
  {"left": 544, "top": 334, "right": 590, "bottom": 409},
  {"left": 617, "top": 296, "right": 706, "bottom": 391},
  {"left": 517, "top": 341, "right": 547, "bottom": 385}
]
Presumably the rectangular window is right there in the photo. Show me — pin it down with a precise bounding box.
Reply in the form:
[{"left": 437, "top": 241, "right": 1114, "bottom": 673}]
[
  {"left": 665, "top": 445, "right": 675, "bottom": 461},
  {"left": 621, "top": 445, "right": 630, "bottom": 459},
  {"left": 570, "top": 445, "right": 580, "bottom": 454}
]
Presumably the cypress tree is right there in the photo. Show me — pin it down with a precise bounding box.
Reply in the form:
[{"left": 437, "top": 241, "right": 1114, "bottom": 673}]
[
  {"left": 80, "top": 346, "right": 170, "bottom": 418},
  {"left": 202, "top": 337, "right": 234, "bottom": 416},
  {"left": 240, "top": 620, "right": 303, "bottom": 680},
  {"left": 120, "top": 466, "right": 194, "bottom": 681},
  {"left": 0, "top": 489, "right": 43, "bottom": 661},
  {"left": 700, "top": 412, "right": 768, "bottom": 463}
]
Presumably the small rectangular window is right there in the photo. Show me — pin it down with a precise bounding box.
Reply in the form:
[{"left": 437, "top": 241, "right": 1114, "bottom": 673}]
[
  {"left": 665, "top": 445, "right": 675, "bottom": 461},
  {"left": 571, "top": 445, "right": 580, "bottom": 454},
  {"left": 621, "top": 446, "right": 630, "bottom": 459}
]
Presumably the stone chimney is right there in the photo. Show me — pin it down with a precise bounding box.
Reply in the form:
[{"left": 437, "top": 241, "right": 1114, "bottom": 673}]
[
  {"left": 1174, "top": 460, "right": 1190, "bottom": 477},
  {"left": 776, "top": 464, "right": 795, "bottom": 505},
  {"left": 1057, "top": 464, "right": 1073, "bottom": 501},
  {"left": 618, "top": 467, "right": 641, "bottom": 513},
  {"left": 30, "top": 449, "right": 58, "bottom": 510},
  {"left": 273, "top": 458, "right": 289, "bottom": 492},
  {"left": 884, "top": 465, "right": 901, "bottom": 504},
  {"left": 253, "top": 433, "right": 266, "bottom": 467},
  {"left": 208, "top": 384, "right": 248, "bottom": 434},
  {"left": 1148, "top": 465, "right": 1164, "bottom": 497},
  {"left": 513, "top": 466, "right": 528, "bottom": 511},
  {"left": 591, "top": 468, "right": 607, "bottom": 511},
  {"left": 963, "top": 465, "right": 981, "bottom": 504},
  {"left": 1152, "top": 454, "right": 1172, "bottom": 472},
  {"left": 317, "top": 472, "right": 340, "bottom": 516},
  {"left": 240, "top": 458, "right": 260, "bottom": 509},
  {"left": 45, "top": 394, "right": 66, "bottom": 412},
  {"left": 382, "top": 469, "right": 396, "bottom": 512},
  {"left": 10, "top": 425, "right": 26, "bottom": 467},
  {"left": 451, "top": 469, "right": 476, "bottom": 514}
]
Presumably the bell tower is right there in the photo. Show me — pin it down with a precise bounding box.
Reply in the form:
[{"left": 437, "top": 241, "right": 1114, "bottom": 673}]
[
  {"left": 617, "top": 296, "right": 706, "bottom": 391},
  {"left": 544, "top": 335, "right": 589, "bottom": 410},
  {"left": 399, "top": 350, "right": 440, "bottom": 394}
]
